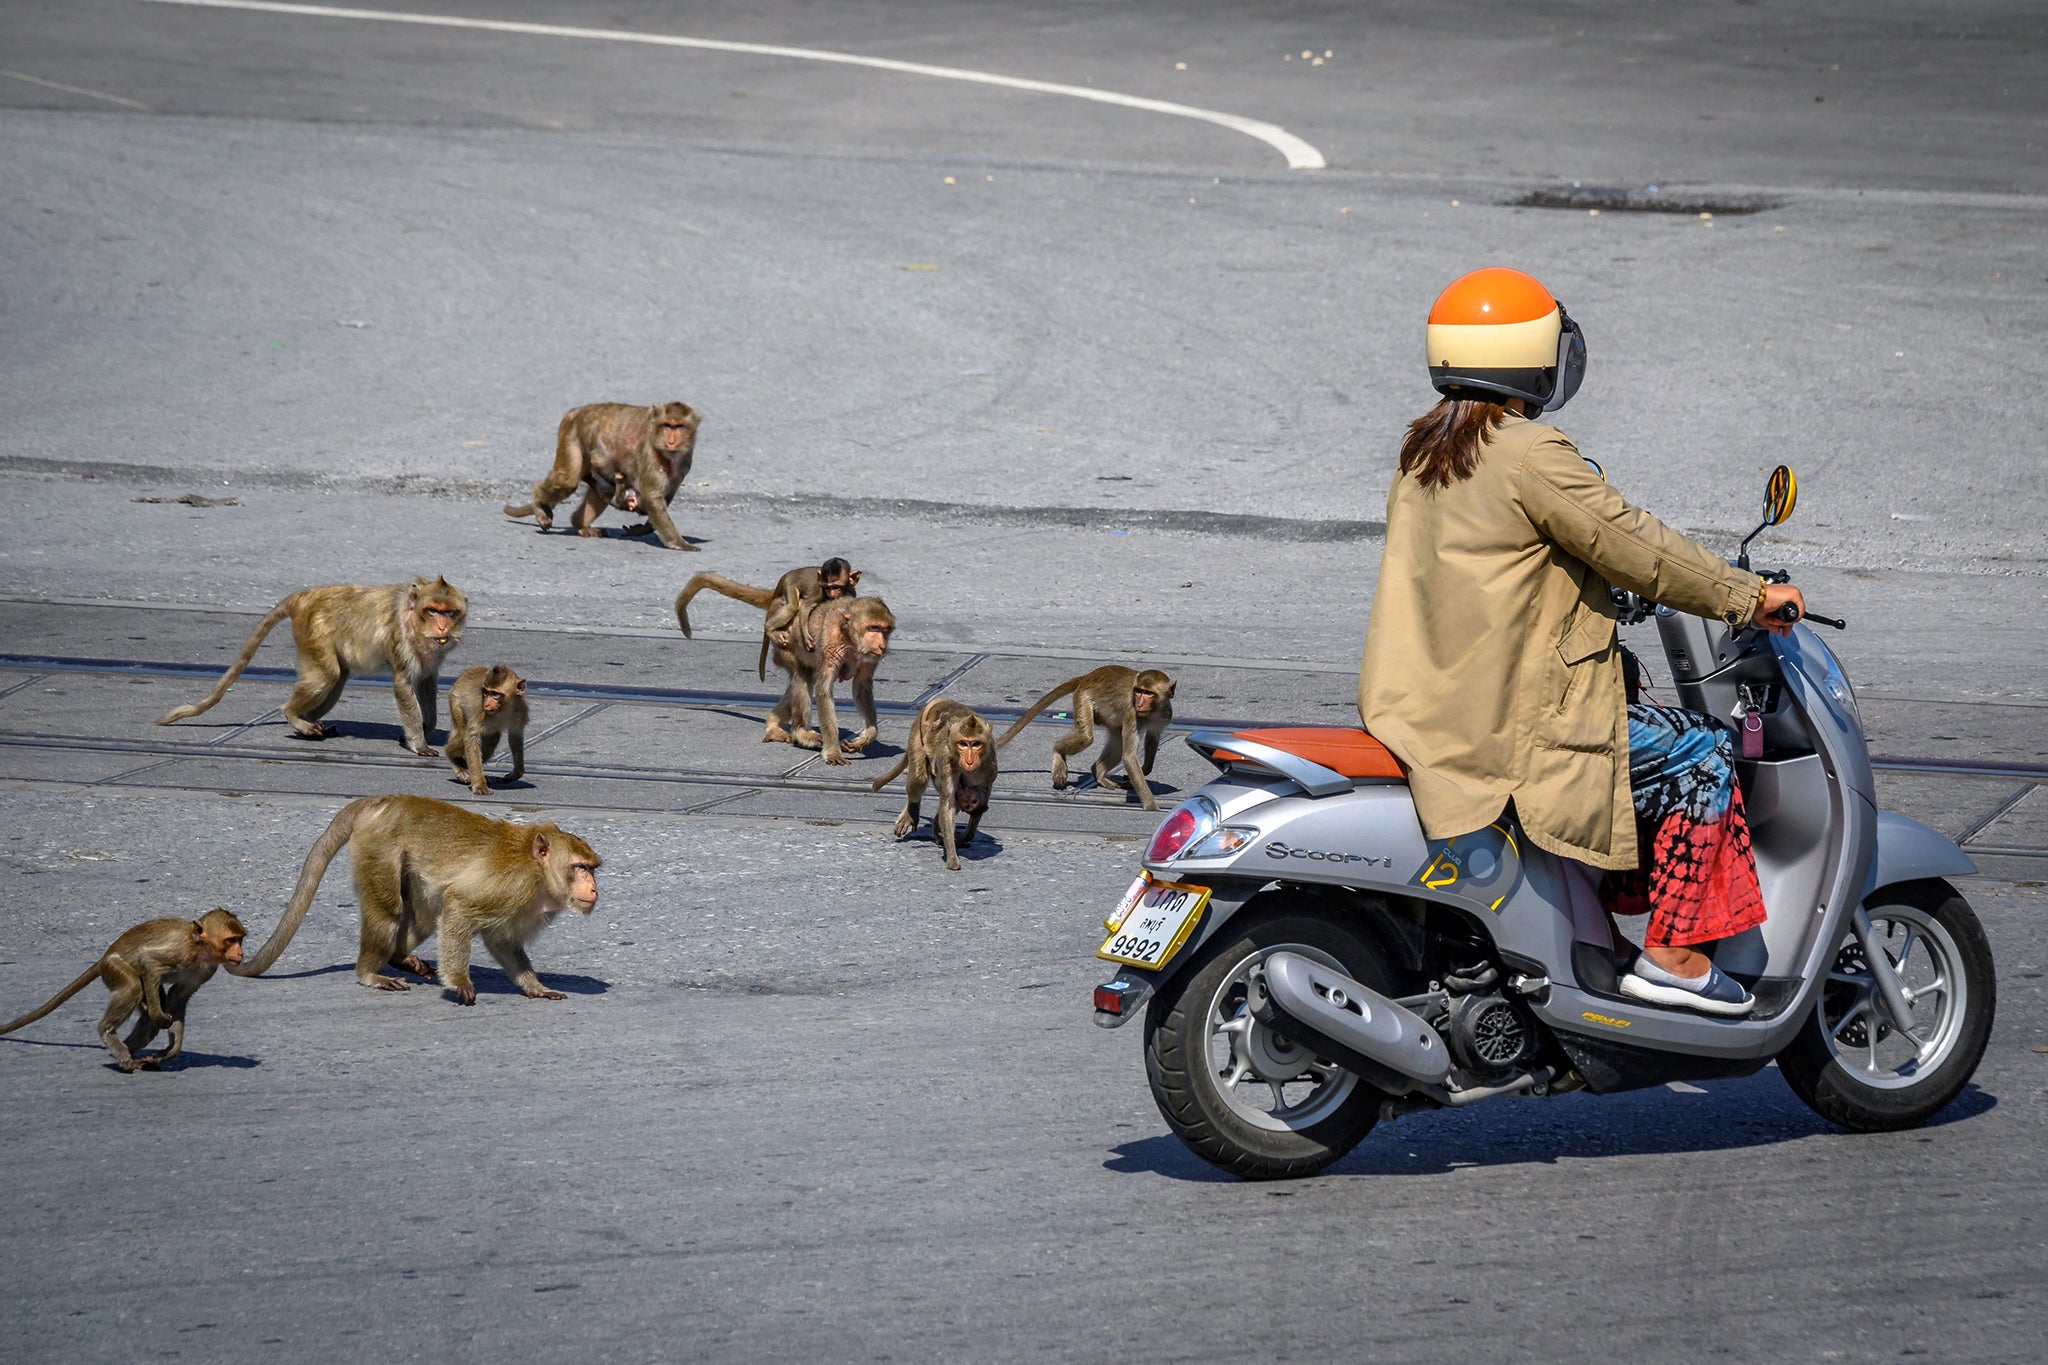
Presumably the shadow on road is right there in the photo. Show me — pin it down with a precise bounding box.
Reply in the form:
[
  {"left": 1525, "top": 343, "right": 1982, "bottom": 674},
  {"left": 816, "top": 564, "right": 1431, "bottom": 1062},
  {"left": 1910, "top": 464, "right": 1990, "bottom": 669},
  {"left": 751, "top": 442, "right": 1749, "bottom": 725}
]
[
  {"left": 1102, "top": 1080, "right": 1999, "bottom": 1182},
  {"left": 100, "top": 1050, "right": 262, "bottom": 1073}
]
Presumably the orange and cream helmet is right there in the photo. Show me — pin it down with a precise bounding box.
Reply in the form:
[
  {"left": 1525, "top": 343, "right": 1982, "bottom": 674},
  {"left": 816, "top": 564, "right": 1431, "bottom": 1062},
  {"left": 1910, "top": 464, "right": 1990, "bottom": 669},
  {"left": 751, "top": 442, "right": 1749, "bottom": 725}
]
[{"left": 1425, "top": 267, "right": 1586, "bottom": 412}]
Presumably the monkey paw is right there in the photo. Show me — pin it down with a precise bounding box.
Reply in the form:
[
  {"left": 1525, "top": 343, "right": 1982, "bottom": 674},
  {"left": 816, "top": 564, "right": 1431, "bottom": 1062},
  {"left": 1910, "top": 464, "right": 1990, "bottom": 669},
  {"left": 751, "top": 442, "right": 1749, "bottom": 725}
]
[
  {"left": 451, "top": 985, "right": 477, "bottom": 1006},
  {"left": 790, "top": 729, "right": 824, "bottom": 750},
  {"left": 117, "top": 1059, "right": 143, "bottom": 1073},
  {"left": 470, "top": 782, "right": 491, "bottom": 796},
  {"left": 576, "top": 527, "right": 605, "bottom": 538},
  {"left": 367, "top": 975, "right": 411, "bottom": 992},
  {"left": 893, "top": 813, "right": 917, "bottom": 838},
  {"left": 823, "top": 751, "right": 851, "bottom": 766},
  {"left": 394, "top": 955, "right": 436, "bottom": 981},
  {"left": 533, "top": 513, "right": 553, "bottom": 530},
  {"left": 411, "top": 744, "right": 441, "bottom": 757},
  {"left": 524, "top": 988, "right": 568, "bottom": 1001}
]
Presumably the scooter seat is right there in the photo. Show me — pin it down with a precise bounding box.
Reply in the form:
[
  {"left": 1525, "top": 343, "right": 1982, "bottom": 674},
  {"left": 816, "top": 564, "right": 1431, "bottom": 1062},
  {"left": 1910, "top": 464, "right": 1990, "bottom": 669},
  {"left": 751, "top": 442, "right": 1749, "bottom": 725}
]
[{"left": 1217, "top": 727, "right": 1409, "bottom": 781}]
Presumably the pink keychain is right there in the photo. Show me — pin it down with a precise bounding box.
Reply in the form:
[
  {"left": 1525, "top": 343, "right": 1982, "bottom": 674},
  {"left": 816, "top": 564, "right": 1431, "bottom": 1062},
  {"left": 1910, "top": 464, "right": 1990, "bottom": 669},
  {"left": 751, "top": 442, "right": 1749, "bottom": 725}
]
[{"left": 1741, "top": 708, "right": 1765, "bottom": 759}]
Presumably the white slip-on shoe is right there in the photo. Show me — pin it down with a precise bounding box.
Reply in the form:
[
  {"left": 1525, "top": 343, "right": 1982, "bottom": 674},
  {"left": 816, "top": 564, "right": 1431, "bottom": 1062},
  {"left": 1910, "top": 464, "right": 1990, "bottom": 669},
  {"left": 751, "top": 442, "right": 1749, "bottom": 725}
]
[{"left": 1619, "top": 961, "right": 1754, "bottom": 1017}]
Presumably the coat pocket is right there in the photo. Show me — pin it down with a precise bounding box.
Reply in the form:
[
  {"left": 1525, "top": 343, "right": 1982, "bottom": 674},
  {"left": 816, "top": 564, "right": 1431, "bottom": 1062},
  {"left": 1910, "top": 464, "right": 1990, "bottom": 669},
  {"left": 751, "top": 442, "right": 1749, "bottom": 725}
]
[{"left": 1552, "top": 608, "right": 1618, "bottom": 724}]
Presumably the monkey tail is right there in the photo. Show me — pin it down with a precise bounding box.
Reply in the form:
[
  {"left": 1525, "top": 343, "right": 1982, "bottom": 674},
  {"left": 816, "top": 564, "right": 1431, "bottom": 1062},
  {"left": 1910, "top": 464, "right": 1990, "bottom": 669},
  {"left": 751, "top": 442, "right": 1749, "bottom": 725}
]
[
  {"left": 868, "top": 751, "right": 911, "bottom": 792},
  {"left": 503, "top": 501, "right": 539, "bottom": 520},
  {"left": 0, "top": 959, "right": 107, "bottom": 1036},
  {"left": 991, "top": 678, "right": 1082, "bottom": 751},
  {"left": 154, "top": 599, "right": 292, "bottom": 724},
  {"left": 756, "top": 633, "right": 771, "bottom": 682},
  {"left": 230, "top": 796, "right": 377, "bottom": 977},
  {"left": 673, "top": 573, "right": 776, "bottom": 639}
]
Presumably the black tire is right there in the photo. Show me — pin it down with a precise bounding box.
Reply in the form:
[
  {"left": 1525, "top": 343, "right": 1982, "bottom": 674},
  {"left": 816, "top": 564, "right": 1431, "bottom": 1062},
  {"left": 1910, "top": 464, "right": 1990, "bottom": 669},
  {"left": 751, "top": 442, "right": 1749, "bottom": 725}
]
[
  {"left": 1142, "top": 906, "right": 1393, "bottom": 1179},
  {"left": 1779, "top": 879, "right": 1995, "bottom": 1132}
]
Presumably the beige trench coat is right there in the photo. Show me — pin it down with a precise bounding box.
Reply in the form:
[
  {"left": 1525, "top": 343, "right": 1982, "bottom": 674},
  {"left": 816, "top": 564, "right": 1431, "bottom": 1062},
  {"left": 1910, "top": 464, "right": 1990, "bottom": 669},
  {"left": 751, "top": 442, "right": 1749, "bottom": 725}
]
[{"left": 1358, "top": 413, "right": 1761, "bottom": 870}]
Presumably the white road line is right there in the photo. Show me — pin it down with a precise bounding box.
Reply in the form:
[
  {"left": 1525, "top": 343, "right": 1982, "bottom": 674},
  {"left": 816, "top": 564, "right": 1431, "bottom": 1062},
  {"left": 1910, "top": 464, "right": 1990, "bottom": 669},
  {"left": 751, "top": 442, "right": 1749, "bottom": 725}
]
[
  {"left": 2, "top": 69, "right": 152, "bottom": 110},
  {"left": 136, "top": 0, "right": 1327, "bottom": 169}
]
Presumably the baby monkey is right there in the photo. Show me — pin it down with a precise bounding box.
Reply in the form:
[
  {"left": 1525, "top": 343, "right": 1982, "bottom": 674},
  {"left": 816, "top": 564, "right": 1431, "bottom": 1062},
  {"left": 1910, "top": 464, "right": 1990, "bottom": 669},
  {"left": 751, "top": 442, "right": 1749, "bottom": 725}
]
[
  {"left": 446, "top": 664, "right": 528, "bottom": 795},
  {"left": 1, "top": 909, "right": 246, "bottom": 1072},
  {"left": 871, "top": 699, "right": 997, "bottom": 871}
]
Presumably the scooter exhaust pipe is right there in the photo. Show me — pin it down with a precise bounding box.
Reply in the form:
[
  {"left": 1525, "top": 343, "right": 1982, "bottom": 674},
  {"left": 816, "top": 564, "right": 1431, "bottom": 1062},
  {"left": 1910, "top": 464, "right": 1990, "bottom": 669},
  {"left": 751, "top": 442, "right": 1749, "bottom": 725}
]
[{"left": 1252, "top": 952, "right": 1451, "bottom": 1090}]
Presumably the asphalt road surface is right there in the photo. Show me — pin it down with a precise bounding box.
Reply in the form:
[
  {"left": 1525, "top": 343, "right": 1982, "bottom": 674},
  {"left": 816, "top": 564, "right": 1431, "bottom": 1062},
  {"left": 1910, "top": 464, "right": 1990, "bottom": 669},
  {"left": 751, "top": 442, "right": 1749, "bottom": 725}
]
[{"left": 2, "top": 3, "right": 2045, "bottom": 1360}]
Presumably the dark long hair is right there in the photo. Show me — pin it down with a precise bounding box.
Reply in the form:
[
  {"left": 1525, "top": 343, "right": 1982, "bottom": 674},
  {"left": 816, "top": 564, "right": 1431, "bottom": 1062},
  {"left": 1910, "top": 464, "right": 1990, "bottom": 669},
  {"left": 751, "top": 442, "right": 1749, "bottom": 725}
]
[{"left": 1398, "top": 398, "right": 1508, "bottom": 490}]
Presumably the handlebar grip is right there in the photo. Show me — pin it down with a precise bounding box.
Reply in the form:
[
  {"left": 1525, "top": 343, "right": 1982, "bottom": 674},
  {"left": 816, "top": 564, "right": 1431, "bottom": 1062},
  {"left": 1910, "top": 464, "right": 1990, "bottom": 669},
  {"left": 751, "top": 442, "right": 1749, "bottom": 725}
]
[{"left": 1769, "top": 603, "right": 1847, "bottom": 630}]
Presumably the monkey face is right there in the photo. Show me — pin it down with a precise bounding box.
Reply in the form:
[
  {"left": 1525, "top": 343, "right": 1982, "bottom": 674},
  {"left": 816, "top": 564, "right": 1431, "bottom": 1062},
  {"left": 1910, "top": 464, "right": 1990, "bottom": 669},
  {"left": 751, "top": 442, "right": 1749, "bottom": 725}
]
[
  {"left": 861, "top": 623, "right": 892, "bottom": 658},
  {"left": 536, "top": 831, "right": 602, "bottom": 914},
  {"left": 481, "top": 689, "right": 505, "bottom": 716},
  {"left": 956, "top": 785, "right": 987, "bottom": 814},
  {"left": 197, "top": 910, "right": 247, "bottom": 967},
  {"left": 653, "top": 402, "right": 699, "bottom": 452},
  {"left": 421, "top": 602, "right": 462, "bottom": 645},
  {"left": 822, "top": 572, "right": 857, "bottom": 600},
  {"left": 1133, "top": 687, "right": 1157, "bottom": 717},
  {"left": 566, "top": 863, "right": 599, "bottom": 913},
  {"left": 955, "top": 736, "right": 985, "bottom": 773}
]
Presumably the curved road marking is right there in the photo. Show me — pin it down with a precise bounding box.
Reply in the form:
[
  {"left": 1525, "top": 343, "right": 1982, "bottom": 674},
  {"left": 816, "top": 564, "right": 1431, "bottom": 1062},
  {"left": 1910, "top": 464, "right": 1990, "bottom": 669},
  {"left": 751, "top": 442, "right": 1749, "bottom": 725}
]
[{"left": 137, "top": 0, "right": 1327, "bottom": 169}]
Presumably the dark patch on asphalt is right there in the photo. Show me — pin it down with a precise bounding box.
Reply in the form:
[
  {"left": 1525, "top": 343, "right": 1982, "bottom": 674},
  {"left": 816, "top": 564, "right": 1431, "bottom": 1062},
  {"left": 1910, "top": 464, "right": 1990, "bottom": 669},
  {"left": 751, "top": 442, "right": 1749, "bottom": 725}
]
[
  {"left": 0, "top": 457, "right": 1386, "bottom": 544},
  {"left": 1509, "top": 186, "right": 1785, "bottom": 216}
]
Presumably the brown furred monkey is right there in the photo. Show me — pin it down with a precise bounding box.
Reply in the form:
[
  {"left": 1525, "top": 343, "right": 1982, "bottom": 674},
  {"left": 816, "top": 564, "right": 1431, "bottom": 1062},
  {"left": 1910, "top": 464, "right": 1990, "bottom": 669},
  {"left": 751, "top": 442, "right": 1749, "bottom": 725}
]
[
  {"left": 674, "top": 558, "right": 862, "bottom": 680},
  {"left": 768, "top": 595, "right": 895, "bottom": 764},
  {"left": 231, "top": 795, "right": 599, "bottom": 1006},
  {"left": 992, "top": 666, "right": 1177, "bottom": 810},
  {"left": 870, "top": 699, "right": 997, "bottom": 870},
  {"left": 446, "top": 664, "right": 528, "bottom": 795},
  {"left": 154, "top": 578, "right": 466, "bottom": 755},
  {"left": 1, "top": 909, "right": 246, "bottom": 1072},
  {"left": 504, "top": 400, "right": 701, "bottom": 549}
]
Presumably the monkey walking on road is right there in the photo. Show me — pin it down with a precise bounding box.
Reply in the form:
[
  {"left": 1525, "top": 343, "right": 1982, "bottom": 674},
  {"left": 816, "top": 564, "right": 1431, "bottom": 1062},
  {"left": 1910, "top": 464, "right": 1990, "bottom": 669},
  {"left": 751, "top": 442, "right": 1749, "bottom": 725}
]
[
  {"left": 871, "top": 700, "right": 998, "bottom": 871},
  {"left": 505, "top": 400, "right": 701, "bottom": 549},
  {"left": 445, "top": 664, "right": 528, "bottom": 795},
  {"left": 1, "top": 910, "right": 247, "bottom": 1071},
  {"left": 993, "top": 666, "right": 1177, "bottom": 811},
  {"left": 153, "top": 577, "right": 467, "bottom": 756},
  {"left": 674, "top": 558, "right": 861, "bottom": 680},
  {"left": 232, "top": 795, "right": 599, "bottom": 1006}
]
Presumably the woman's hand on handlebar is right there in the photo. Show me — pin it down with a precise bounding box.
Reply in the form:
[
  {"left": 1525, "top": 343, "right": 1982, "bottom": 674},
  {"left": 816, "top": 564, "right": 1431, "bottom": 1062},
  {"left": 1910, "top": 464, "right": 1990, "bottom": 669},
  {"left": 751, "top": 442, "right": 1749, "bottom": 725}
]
[{"left": 1753, "top": 583, "right": 1806, "bottom": 636}]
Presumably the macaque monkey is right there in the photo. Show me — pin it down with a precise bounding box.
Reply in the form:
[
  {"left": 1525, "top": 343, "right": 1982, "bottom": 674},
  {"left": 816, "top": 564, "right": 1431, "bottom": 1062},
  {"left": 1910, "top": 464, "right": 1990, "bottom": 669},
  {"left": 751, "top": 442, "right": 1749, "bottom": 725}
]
[
  {"left": 154, "top": 577, "right": 467, "bottom": 756},
  {"left": 767, "top": 596, "right": 895, "bottom": 764},
  {"left": 674, "top": 558, "right": 862, "bottom": 679},
  {"left": 1, "top": 909, "right": 247, "bottom": 1072},
  {"left": 871, "top": 700, "right": 997, "bottom": 871},
  {"left": 446, "top": 664, "right": 528, "bottom": 795},
  {"left": 992, "top": 666, "right": 1177, "bottom": 811},
  {"left": 504, "top": 400, "right": 701, "bottom": 550},
  {"left": 230, "top": 795, "right": 599, "bottom": 1006}
]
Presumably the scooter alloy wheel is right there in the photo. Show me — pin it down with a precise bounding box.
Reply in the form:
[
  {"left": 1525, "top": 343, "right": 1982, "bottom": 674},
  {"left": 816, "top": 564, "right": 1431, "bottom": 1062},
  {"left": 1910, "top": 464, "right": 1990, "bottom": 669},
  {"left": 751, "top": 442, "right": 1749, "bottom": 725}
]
[
  {"left": 1143, "top": 907, "right": 1392, "bottom": 1179},
  {"left": 1778, "top": 880, "right": 1994, "bottom": 1132}
]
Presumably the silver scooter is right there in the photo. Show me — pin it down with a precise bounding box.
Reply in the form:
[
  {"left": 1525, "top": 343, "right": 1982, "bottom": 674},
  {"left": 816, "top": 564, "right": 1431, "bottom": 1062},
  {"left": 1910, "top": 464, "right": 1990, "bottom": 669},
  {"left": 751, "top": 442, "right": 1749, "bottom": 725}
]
[{"left": 1090, "top": 467, "right": 1995, "bottom": 1179}]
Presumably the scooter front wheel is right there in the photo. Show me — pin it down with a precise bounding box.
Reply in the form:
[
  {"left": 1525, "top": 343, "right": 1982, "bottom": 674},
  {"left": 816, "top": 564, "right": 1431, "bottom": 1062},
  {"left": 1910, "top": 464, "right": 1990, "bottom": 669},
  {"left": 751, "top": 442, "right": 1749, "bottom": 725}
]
[
  {"left": 1778, "top": 879, "right": 1994, "bottom": 1132},
  {"left": 1143, "top": 906, "right": 1391, "bottom": 1179}
]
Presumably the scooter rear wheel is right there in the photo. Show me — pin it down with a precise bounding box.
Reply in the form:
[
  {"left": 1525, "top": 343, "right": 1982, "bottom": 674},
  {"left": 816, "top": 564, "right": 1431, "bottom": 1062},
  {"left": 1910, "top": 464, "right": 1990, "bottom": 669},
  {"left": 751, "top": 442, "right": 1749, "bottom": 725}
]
[
  {"left": 1143, "top": 906, "right": 1391, "bottom": 1179},
  {"left": 1778, "top": 879, "right": 1994, "bottom": 1132}
]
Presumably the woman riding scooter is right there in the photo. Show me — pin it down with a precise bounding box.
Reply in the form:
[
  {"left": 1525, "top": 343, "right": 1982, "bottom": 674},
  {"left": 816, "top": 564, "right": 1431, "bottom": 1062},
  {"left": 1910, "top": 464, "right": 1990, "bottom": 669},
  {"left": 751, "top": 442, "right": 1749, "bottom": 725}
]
[{"left": 1359, "top": 267, "right": 1806, "bottom": 1017}]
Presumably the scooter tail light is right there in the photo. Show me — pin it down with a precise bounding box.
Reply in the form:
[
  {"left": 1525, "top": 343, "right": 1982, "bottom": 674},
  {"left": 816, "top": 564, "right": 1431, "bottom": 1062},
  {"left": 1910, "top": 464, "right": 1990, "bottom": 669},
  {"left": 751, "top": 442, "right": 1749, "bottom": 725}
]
[{"left": 1146, "top": 796, "right": 1217, "bottom": 863}]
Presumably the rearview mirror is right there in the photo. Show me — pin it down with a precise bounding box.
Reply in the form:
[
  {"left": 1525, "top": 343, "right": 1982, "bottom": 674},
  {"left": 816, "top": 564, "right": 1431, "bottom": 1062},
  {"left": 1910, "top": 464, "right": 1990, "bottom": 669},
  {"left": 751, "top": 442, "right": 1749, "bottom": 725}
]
[
  {"left": 1763, "top": 464, "right": 1797, "bottom": 527},
  {"left": 1738, "top": 464, "right": 1798, "bottom": 569}
]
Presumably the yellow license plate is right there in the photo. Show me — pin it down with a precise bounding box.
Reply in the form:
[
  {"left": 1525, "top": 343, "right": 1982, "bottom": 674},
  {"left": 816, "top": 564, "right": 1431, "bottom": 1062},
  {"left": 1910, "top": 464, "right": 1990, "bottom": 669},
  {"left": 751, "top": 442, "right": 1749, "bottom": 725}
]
[{"left": 1096, "top": 876, "right": 1210, "bottom": 971}]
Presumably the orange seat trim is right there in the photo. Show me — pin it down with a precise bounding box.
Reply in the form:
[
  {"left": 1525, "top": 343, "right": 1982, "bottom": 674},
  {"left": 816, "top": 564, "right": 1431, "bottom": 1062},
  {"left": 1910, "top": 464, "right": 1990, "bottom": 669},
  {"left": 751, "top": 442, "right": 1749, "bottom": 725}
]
[{"left": 1215, "top": 727, "right": 1409, "bottom": 781}]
